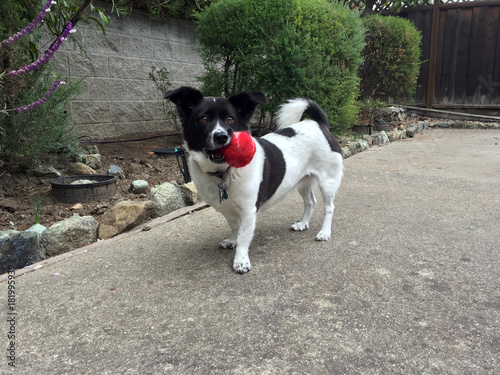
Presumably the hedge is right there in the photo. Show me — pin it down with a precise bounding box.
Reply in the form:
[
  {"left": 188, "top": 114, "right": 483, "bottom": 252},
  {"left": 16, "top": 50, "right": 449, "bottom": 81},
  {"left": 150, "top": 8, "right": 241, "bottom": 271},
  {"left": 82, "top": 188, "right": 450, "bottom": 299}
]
[
  {"left": 196, "top": 0, "right": 365, "bottom": 133},
  {"left": 359, "top": 14, "right": 422, "bottom": 102}
]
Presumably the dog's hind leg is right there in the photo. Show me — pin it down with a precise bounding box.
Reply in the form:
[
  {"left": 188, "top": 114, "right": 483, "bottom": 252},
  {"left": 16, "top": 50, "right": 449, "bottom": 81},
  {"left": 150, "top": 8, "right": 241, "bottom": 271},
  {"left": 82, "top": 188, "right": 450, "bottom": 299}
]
[
  {"left": 315, "top": 178, "right": 341, "bottom": 242},
  {"left": 291, "top": 175, "right": 316, "bottom": 232}
]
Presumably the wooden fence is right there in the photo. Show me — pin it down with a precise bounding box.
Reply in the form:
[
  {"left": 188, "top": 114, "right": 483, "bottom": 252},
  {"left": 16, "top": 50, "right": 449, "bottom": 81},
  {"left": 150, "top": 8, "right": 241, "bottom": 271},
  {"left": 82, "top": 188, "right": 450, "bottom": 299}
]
[{"left": 397, "top": 0, "right": 500, "bottom": 109}]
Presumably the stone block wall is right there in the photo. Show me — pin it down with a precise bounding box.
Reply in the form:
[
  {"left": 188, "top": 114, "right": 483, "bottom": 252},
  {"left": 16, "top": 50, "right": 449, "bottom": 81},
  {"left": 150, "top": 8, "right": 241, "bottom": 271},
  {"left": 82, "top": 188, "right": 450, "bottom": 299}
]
[{"left": 51, "top": 2, "right": 204, "bottom": 139}]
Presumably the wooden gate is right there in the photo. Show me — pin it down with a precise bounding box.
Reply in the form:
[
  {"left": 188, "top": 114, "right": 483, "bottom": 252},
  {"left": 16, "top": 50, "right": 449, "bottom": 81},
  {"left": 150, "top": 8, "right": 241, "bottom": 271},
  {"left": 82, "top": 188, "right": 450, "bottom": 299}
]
[{"left": 397, "top": 0, "right": 500, "bottom": 109}]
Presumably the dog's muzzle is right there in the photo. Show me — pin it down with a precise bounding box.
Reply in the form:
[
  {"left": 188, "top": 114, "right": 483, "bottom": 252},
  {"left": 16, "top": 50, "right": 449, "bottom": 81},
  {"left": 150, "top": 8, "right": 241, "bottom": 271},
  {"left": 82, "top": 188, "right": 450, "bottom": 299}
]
[{"left": 206, "top": 130, "right": 231, "bottom": 164}]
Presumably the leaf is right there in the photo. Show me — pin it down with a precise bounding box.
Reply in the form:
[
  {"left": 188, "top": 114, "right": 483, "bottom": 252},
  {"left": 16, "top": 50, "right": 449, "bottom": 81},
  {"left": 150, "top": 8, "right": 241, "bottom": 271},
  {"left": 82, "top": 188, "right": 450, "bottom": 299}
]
[
  {"left": 32, "top": 27, "right": 42, "bottom": 43},
  {"left": 86, "top": 17, "right": 106, "bottom": 35},
  {"left": 28, "top": 41, "right": 39, "bottom": 61},
  {"left": 98, "top": 9, "right": 110, "bottom": 24}
]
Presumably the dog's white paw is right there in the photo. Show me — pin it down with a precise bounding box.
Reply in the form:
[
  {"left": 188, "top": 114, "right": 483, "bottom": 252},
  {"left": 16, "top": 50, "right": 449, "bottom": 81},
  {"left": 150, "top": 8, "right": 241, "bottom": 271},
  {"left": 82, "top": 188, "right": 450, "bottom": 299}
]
[
  {"left": 291, "top": 222, "right": 309, "bottom": 231},
  {"left": 233, "top": 257, "right": 251, "bottom": 274},
  {"left": 219, "top": 239, "right": 236, "bottom": 249},
  {"left": 315, "top": 230, "right": 331, "bottom": 241}
]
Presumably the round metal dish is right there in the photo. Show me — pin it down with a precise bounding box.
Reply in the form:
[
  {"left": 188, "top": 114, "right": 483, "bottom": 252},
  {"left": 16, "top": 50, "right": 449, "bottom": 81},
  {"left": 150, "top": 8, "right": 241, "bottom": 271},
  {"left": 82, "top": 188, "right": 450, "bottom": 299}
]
[{"left": 50, "top": 175, "right": 117, "bottom": 203}]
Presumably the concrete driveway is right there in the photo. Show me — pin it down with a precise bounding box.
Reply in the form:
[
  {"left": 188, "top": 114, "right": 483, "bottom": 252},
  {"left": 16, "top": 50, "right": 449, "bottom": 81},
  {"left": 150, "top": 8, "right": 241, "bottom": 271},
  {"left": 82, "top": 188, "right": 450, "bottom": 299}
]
[{"left": 2, "top": 128, "right": 500, "bottom": 374}]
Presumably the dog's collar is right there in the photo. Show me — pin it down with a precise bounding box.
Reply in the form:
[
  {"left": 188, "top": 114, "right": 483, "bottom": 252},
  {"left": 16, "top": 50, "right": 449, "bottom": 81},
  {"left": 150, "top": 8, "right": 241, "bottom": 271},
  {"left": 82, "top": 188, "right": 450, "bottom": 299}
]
[
  {"left": 207, "top": 167, "right": 230, "bottom": 204},
  {"left": 207, "top": 167, "right": 230, "bottom": 180}
]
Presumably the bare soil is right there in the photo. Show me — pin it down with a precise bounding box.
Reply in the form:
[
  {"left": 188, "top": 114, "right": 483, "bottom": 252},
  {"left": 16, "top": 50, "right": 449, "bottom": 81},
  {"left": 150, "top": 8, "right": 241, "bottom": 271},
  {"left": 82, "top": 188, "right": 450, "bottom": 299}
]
[{"left": 0, "top": 134, "right": 186, "bottom": 232}]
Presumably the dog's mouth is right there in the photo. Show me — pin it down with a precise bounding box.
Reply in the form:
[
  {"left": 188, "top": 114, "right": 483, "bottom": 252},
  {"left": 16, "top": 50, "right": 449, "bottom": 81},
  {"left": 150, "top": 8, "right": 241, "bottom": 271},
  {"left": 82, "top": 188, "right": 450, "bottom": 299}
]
[{"left": 206, "top": 148, "right": 226, "bottom": 164}]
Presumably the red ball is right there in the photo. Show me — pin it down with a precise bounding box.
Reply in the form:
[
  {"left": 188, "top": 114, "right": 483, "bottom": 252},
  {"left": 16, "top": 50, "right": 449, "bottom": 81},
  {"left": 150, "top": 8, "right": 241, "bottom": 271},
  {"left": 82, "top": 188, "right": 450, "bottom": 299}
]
[{"left": 220, "top": 131, "right": 256, "bottom": 168}]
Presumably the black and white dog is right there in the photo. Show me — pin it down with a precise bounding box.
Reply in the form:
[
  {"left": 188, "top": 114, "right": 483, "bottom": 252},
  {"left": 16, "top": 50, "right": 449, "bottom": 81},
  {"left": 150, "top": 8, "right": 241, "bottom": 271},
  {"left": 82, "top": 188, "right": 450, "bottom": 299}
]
[{"left": 165, "top": 87, "right": 343, "bottom": 274}]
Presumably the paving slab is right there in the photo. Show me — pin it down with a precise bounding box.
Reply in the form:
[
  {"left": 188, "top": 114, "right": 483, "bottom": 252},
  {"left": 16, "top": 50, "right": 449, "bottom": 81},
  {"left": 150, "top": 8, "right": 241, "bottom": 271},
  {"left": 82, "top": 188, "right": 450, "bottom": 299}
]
[{"left": 2, "top": 128, "right": 499, "bottom": 374}]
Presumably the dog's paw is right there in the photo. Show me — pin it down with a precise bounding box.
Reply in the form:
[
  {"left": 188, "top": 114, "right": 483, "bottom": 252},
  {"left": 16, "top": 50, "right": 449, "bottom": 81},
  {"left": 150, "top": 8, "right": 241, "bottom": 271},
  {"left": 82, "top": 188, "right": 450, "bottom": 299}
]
[
  {"left": 290, "top": 222, "right": 309, "bottom": 231},
  {"left": 315, "top": 230, "right": 331, "bottom": 241},
  {"left": 219, "top": 239, "right": 236, "bottom": 249},
  {"left": 233, "top": 257, "right": 251, "bottom": 274}
]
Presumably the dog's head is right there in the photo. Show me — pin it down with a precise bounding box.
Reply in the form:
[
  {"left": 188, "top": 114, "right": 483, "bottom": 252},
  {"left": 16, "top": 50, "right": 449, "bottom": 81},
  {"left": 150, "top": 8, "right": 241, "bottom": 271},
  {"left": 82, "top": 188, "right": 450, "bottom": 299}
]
[{"left": 165, "top": 86, "right": 267, "bottom": 165}]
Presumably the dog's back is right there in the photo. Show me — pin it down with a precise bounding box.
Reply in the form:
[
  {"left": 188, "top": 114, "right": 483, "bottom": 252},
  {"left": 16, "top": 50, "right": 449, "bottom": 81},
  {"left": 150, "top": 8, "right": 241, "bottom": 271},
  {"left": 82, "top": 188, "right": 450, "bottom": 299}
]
[{"left": 254, "top": 99, "right": 343, "bottom": 211}]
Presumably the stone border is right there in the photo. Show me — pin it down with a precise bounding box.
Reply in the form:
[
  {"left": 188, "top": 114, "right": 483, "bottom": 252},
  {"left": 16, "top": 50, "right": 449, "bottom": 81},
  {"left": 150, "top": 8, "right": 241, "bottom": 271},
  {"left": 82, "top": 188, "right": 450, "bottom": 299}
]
[
  {"left": 342, "top": 120, "right": 430, "bottom": 159},
  {"left": 0, "top": 202, "right": 208, "bottom": 281},
  {"left": 427, "top": 119, "right": 500, "bottom": 130},
  {"left": 341, "top": 118, "right": 500, "bottom": 159}
]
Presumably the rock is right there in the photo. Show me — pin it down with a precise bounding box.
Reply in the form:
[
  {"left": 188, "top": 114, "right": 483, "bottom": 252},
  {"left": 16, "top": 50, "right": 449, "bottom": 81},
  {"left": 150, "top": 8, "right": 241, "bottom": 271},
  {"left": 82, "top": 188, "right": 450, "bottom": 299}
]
[
  {"left": 82, "top": 154, "right": 102, "bottom": 170},
  {"left": 180, "top": 182, "right": 199, "bottom": 205},
  {"left": 70, "top": 162, "right": 97, "bottom": 175},
  {"left": 71, "top": 179, "right": 96, "bottom": 185},
  {"left": 129, "top": 180, "right": 149, "bottom": 194},
  {"left": 84, "top": 145, "right": 100, "bottom": 155},
  {"left": 371, "top": 131, "right": 390, "bottom": 145},
  {"left": 363, "top": 135, "right": 373, "bottom": 145},
  {"left": 347, "top": 142, "right": 359, "bottom": 156},
  {"left": 41, "top": 215, "right": 99, "bottom": 257},
  {"left": 108, "top": 165, "right": 125, "bottom": 179},
  {"left": 374, "top": 107, "right": 406, "bottom": 131},
  {"left": 378, "top": 106, "right": 406, "bottom": 123},
  {"left": 372, "top": 133, "right": 382, "bottom": 145},
  {"left": 416, "top": 121, "right": 428, "bottom": 132},
  {"left": 357, "top": 139, "right": 369, "bottom": 152},
  {"left": 26, "top": 165, "right": 62, "bottom": 178},
  {"left": 406, "top": 125, "right": 417, "bottom": 138},
  {"left": 148, "top": 182, "right": 186, "bottom": 218},
  {"left": 392, "top": 129, "right": 403, "bottom": 141},
  {"left": 26, "top": 224, "right": 47, "bottom": 235},
  {"left": 69, "top": 151, "right": 83, "bottom": 163},
  {"left": 70, "top": 203, "right": 83, "bottom": 210},
  {"left": 341, "top": 146, "right": 351, "bottom": 159},
  {"left": 0, "top": 230, "right": 46, "bottom": 273},
  {"left": 379, "top": 131, "right": 390, "bottom": 144},
  {"left": 98, "top": 200, "right": 155, "bottom": 239}
]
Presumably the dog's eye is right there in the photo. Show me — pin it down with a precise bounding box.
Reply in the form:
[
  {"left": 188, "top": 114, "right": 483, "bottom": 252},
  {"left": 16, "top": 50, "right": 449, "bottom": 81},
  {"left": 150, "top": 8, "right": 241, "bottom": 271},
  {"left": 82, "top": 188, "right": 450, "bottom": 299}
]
[
  {"left": 226, "top": 116, "right": 234, "bottom": 124},
  {"left": 200, "top": 115, "right": 208, "bottom": 124}
]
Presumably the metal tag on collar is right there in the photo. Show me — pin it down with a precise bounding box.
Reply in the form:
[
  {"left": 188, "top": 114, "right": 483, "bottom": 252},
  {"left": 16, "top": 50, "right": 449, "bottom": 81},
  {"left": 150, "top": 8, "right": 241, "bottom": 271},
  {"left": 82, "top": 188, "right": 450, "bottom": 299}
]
[{"left": 217, "top": 181, "right": 229, "bottom": 204}]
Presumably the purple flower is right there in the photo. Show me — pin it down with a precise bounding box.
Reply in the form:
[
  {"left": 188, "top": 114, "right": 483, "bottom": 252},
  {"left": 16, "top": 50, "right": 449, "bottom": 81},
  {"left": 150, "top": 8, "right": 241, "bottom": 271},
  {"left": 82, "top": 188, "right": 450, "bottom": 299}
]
[
  {"left": 0, "top": 0, "right": 55, "bottom": 48},
  {"left": 14, "top": 80, "right": 66, "bottom": 112},
  {"left": 7, "top": 22, "right": 75, "bottom": 78}
]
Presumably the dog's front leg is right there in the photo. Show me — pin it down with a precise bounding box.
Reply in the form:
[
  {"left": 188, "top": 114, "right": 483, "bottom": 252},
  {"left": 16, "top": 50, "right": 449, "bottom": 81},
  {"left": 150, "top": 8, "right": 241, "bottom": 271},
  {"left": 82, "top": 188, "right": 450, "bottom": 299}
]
[
  {"left": 219, "top": 216, "right": 238, "bottom": 249},
  {"left": 232, "top": 213, "right": 256, "bottom": 274}
]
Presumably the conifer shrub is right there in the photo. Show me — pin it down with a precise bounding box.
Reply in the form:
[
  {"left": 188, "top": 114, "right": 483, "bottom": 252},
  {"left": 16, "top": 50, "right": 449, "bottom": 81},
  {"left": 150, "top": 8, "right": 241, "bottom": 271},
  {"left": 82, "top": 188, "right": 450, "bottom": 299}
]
[
  {"left": 359, "top": 14, "right": 422, "bottom": 102},
  {"left": 196, "top": 0, "right": 365, "bottom": 133}
]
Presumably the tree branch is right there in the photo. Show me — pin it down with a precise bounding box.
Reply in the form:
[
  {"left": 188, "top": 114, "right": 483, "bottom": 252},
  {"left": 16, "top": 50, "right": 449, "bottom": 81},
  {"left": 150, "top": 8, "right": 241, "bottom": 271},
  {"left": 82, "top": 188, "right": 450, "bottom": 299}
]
[{"left": 70, "top": 0, "right": 93, "bottom": 26}]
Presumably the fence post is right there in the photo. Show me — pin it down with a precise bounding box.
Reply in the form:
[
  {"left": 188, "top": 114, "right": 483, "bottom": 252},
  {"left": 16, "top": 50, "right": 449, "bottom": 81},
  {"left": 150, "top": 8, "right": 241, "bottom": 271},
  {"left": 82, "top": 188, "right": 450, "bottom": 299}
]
[{"left": 426, "top": 0, "right": 441, "bottom": 109}]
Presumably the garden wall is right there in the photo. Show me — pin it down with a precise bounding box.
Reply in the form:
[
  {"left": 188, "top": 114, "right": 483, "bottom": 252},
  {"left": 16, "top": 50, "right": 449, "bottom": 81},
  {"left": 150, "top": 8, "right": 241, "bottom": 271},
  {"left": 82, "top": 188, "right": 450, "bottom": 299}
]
[{"left": 51, "top": 1, "right": 204, "bottom": 139}]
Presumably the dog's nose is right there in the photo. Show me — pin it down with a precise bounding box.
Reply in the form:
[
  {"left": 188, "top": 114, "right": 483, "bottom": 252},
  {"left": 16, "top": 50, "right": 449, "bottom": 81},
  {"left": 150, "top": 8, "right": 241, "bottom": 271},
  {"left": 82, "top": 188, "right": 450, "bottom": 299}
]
[{"left": 213, "top": 131, "right": 229, "bottom": 145}]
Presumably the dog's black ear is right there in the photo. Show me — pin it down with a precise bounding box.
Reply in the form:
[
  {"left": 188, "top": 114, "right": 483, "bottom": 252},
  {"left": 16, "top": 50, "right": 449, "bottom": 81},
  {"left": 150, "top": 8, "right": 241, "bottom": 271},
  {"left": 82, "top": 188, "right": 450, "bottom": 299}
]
[
  {"left": 228, "top": 91, "right": 268, "bottom": 123},
  {"left": 164, "top": 87, "right": 205, "bottom": 121}
]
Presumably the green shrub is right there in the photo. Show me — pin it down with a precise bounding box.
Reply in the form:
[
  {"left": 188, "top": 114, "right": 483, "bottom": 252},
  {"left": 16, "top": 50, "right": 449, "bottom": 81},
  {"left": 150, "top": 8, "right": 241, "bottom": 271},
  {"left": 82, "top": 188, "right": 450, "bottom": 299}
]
[
  {"left": 0, "top": 71, "right": 83, "bottom": 167},
  {"left": 359, "top": 14, "right": 422, "bottom": 102},
  {"left": 0, "top": 0, "right": 104, "bottom": 168},
  {"left": 196, "top": 0, "right": 365, "bottom": 133}
]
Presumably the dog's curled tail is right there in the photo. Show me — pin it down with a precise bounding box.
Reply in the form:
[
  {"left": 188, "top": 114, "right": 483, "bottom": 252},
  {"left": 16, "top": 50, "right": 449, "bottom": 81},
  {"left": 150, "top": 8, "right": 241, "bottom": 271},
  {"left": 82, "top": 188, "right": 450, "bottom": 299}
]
[{"left": 276, "top": 99, "right": 329, "bottom": 130}]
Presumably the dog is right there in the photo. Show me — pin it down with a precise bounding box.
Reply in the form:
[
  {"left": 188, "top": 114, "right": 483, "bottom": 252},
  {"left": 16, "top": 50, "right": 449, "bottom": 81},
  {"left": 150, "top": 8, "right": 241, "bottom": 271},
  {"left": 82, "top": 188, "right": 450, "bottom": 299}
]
[{"left": 165, "top": 87, "right": 343, "bottom": 274}]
